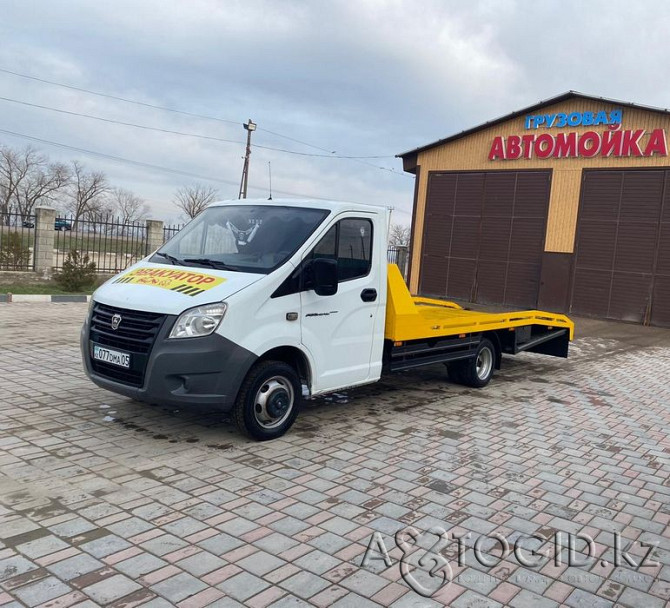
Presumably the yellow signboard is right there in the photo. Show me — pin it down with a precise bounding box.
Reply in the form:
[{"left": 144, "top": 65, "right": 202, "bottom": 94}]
[{"left": 113, "top": 267, "right": 226, "bottom": 296}]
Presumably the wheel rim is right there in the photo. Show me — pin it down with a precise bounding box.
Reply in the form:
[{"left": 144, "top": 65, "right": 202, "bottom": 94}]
[
  {"left": 253, "top": 376, "right": 294, "bottom": 429},
  {"left": 476, "top": 347, "right": 493, "bottom": 380}
]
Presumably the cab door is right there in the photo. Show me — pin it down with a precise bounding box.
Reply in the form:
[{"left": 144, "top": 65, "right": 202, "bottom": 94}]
[{"left": 300, "top": 216, "right": 381, "bottom": 393}]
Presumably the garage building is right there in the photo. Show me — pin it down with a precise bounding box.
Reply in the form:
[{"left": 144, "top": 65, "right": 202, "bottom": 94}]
[{"left": 399, "top": 91, "right": 670, "bottom": 326}]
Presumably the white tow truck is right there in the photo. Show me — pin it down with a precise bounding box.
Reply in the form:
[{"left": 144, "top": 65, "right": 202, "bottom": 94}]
[{"left": 81, "top": 199, "right": 573, "bottom": 440}]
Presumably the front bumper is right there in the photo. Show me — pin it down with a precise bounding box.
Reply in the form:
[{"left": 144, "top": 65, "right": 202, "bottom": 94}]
[{"left": 81, "top": 315, "right": 257, "bottom": 409}]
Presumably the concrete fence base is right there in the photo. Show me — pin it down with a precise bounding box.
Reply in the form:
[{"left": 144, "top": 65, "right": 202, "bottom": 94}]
[{"left": 0, "top": 294, "right": 91, "bottom": 303}]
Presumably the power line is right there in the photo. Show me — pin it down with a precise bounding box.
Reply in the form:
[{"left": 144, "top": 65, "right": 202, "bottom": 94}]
[
  {"left": 0, "top": 66, "right": 366, "bottom": 157},
  {"left": 0, "top": 95, "right": 397, "bottom": 159},
  {"left": 258, "top": 127, "right": 335, "bottom": 154},
  {"left": 0, "top": 66, "right": 412, "bottom": 175},
  {"left": 0, "top": 95, "right": 244, "bottom": 144},
  {"left": 0, "top": 67, "right": 242, "bottom": 125},
  {"left": 0, "top": 93, "right": 412, "bottom": 177},
  {"left": 0, "top": 127, "right": 345, "bottom": 200}
]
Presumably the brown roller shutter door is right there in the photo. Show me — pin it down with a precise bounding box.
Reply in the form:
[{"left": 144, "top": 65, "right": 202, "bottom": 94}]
[
  {"left": 419, "top": 170, "right": 551, "bottom": 308},
  {"left": 571, "top": 169, "right": 670, "bottom": 326}
]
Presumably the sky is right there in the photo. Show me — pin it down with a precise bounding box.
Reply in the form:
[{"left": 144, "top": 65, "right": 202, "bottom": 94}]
[{"left": 0, "top": 0, "right": 669, "bottom": 224}]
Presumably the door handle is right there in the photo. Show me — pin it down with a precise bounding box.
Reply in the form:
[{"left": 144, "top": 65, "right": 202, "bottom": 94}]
[{"left": 361, "top": 288, "right": 377, "bottom": 302}]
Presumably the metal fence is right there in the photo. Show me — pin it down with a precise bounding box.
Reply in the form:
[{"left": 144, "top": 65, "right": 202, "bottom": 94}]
[
  {"left": 387, "top": 246, "right": 402, "bottom": 264},
  {"left": 161, "top": 228, "right": 404, "bottom": 264},
  {"left": 53, "top": 214, "right": 148, "bottom": 273},
  {"left": 163, "top": 224, "right": 182, "bottom": 243},
  {"left": 0, "top": 213, "right": 408, "bottom": 276},
  {"left": 388, "top": 245, "right": 409, "bottom": 279},
  {"left": 0, "top": 212, "right": 35, "bottom": 271}
]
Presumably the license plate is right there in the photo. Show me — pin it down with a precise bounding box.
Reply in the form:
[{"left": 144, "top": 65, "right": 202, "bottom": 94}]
[{"left": 93, "top": 345, "right": 130, "bottom": 368}]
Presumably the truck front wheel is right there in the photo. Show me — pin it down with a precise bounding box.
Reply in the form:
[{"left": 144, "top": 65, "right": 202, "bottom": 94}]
[
  {"left": 448, "top": 339, "right": 496, "bottom": 388},
  {"left": 233, "top": 360, "right": 301, "bottom": 441}
]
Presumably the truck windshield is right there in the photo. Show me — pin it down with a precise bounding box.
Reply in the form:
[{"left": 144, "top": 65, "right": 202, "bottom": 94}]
[{"left": 153, "top": 205, "right": 329, "bottom": 274}]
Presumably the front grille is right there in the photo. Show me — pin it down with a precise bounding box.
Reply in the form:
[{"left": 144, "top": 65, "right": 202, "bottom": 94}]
[{"left": 89, "top": 303, "right": 167, "bottom": 387}]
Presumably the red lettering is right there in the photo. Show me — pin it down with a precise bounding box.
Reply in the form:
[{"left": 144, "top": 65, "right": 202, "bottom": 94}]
[
  {"left": 601, "top": 130, "right": 622, "bottom": 156},
  {"left": 553, "top": 132, "right": 577, "bottom": 158},
  {"left": 489, "top": 136, "right": 505, "bottom": 160},
  {"left": 489, "top": 128, "right": 667, "bottom": 161},
  {"left": 621, "top": 129, "right": 644, "bottom": 156},
  {"left": 506, "top": 135, "right": 522, "bottom": 160},
  {"left": 644, "top": 129, "right": 668, "bottom": 156},
  {"left": 198, "top": 276, "right": 216, "bottom": 285},
  {"left": 187, "top": 274, "right": 206, "bottom": 284},
  {"left": 578, "top": 131, "right": 601, "bottom": 158},
  {"left": 534, "top": 134, "right": 554, "bottom": 159},
  {"left": 521, "top": 134, "right": 534, "bottom": 159}
]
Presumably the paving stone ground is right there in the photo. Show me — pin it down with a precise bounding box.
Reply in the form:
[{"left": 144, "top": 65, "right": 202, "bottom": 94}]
[{"left": 1, "top": 302, "right": 670, "bottom": 607}]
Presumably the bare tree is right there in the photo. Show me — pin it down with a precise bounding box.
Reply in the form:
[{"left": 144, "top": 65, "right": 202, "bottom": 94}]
[
  {"left": 86, "top": 196, "right": 115, "bottom": 234},
  {"left": 68, "top": 160, "right": 109, "bottom": 227},
  {"left": 108, "top": 187, "right": 150, "bottom": 235},
  {"left": 11, "top": 151, "right": 69, "bottom": 221},
  {"left": 0, "top": 146, "right": 28, "bottom": 225},
  {"left": 110, "top": 188, "right": 149, "bottom": 224},
  {"left": 389, "top": 223, "right": 411, "bottom": 246},
  {"left": 173, "top": 183, "right": 218, "bottom": 219},
  {"left": 0, "top": 146, "right": 69, "bottom": 223}
]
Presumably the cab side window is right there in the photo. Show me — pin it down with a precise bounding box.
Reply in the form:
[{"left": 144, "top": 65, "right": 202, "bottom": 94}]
[
  {"left": 337, "top": 219, "right": 372, "bottom": 281},
  {"left": 308, "top": 218, "right": 373, "bottom": 282},
  {"left": 311, "top": 225, "right": 337, "bottom": 261},
  {"left": 271, "top": 218, "right": 373, "bottom": 298}
]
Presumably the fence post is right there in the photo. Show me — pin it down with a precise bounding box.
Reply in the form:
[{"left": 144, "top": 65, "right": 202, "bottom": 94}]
[
  {"left": 145, "top": 219, "right": 164, "bottom": 254},
  {"left": 396, "top": 246, "right": 409, "bottom": 280},
  {"left": 34, "top": 207, "right": 57, "bottom": 277}
]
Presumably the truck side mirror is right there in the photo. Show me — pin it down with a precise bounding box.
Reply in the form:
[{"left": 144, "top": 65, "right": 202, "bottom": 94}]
[{"left": 312, "top": 258, "right": 338, "bottom": 296}]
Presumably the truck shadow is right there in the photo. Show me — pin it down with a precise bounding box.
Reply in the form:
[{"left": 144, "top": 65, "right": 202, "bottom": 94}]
[
  {"left": 100, "top": 364, "right": 485, "bottom": 447},
  {"left": 96, "top": 332, "right": 653, "bottom": 446}
]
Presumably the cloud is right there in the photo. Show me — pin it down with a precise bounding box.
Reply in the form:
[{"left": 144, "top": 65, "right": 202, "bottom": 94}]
[{"left": 0, "top": 0, "right": 667, "bottom": 225}]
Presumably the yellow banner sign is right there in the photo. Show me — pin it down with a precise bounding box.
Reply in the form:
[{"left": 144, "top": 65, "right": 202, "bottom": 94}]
[{"left": 113, "top": 267, "right": 226, "bottom": 296}]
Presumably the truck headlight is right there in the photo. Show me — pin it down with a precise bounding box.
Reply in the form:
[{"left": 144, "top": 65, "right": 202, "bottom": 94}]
[{"left": 169, "top": 303, "right": 227, "bottom": 339}]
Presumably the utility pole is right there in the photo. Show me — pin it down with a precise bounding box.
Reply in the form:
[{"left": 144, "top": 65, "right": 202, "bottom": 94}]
[
  {"left": 238, "top": 119, "right": 256, "bottom": 199},
  {"left": 268, "top": 161, "right": 272, "bottom": 200}
]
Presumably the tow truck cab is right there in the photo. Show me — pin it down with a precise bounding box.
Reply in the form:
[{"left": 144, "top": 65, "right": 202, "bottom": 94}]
[{"left": 81, "top": 198, "right": 573, "bottom": 440}]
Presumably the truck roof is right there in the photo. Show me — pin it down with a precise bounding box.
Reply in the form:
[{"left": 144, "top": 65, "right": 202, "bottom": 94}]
[{"left": 209, "top": 198, "right": 390, "bottom": 215}]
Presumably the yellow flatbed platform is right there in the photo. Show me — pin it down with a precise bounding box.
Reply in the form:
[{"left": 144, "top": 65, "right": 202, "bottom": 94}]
[{"left": 385, "top": 264, "right": 574, "bottom": 343}]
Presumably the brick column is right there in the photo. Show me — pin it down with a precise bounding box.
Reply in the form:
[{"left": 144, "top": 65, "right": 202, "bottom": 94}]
[
  {"left": 34, "top": 207, "right": 57, "bottom": 277},
  {"left": 145, "top": 219, "right": 164, "bottom": 254}
]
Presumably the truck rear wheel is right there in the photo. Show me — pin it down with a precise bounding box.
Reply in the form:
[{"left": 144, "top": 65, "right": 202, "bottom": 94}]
[
  {"left": 233, "top": 360, "right": 301, "bottom": 441},
  {"left": 448, "top": 339, "right": 496, "bottom": 388}
]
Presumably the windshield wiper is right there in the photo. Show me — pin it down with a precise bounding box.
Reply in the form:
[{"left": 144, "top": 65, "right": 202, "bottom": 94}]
[
  {"left": 154, "top": 252, "right": 183, "bottom": 265},
  {"left": 182, "top": 258, "right": 240, "bottom": 271}
]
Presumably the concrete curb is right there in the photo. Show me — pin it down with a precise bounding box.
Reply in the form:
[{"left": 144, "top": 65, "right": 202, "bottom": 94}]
[{"left": 0, "top": 294, "right": 91, "bottom": 303}]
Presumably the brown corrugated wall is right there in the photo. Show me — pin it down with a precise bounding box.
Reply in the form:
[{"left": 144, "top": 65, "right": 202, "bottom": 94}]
[{"left": 409, "top": 99, "right": 670, "bottom": 294}]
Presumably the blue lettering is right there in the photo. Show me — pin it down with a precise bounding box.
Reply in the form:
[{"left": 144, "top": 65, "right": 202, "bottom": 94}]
[
  {"left": 594, "top": 111, "right": 608, "bottom": 125},
  {"left": 525, "top": 109, "right": 624, "bottom": 129},
  {"left": 568, "top": 112, "right": 582, "bottom": 126}
]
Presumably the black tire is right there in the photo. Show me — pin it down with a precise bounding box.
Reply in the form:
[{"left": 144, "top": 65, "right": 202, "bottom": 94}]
[
  {"left": 233, "top": 360, "right": 301, "bottom": 441},
  {"left": 448, "top": 339, "right": 496, "bottom": 388}
]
